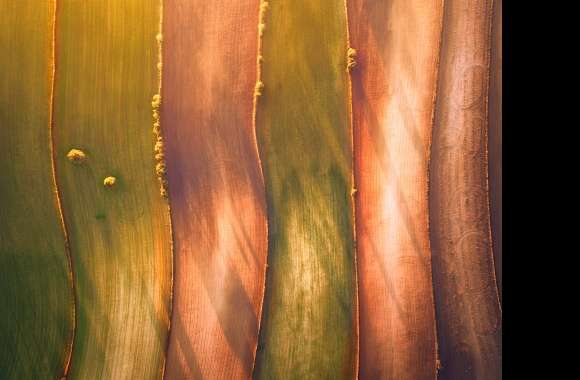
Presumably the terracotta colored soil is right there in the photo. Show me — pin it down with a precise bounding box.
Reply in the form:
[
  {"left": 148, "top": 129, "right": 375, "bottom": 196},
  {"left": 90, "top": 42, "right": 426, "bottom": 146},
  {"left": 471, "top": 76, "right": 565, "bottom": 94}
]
[
  {"left": 348, "top": 1, "right": 444, "bottom": 378},
  {"left": 162, "top": 1, "right": 268, "bottom": 378},
  {"left": 429, "top": 0, "right": 502, "bottom": 378}
]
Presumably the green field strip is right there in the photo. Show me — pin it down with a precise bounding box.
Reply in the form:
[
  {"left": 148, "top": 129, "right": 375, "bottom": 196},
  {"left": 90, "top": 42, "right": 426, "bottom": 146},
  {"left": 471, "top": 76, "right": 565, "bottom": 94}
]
[
  {"left": 253, "top": 1, "right": 358, "bottom": 379},
  {"left": 0, "top": 1, "right": 74, "bottom": 379},
  {"left": 53, "top": 1, "right": 172, "bottom": 378}
]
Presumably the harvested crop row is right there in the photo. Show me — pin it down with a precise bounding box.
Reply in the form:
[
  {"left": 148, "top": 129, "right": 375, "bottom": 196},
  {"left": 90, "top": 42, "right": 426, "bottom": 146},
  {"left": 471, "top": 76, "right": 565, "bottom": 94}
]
[
  {"left": 429, "top": 0, "right": 502, "bottom": 378},
  {"left": 489, "top": 0, "right": 502, "bottom": 303}
]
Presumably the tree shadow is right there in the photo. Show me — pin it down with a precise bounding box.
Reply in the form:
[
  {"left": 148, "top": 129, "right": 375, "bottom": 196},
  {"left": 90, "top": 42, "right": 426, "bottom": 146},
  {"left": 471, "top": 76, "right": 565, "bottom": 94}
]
[{"left": 161, "top": 1, "right": 267, "bottom": 378}]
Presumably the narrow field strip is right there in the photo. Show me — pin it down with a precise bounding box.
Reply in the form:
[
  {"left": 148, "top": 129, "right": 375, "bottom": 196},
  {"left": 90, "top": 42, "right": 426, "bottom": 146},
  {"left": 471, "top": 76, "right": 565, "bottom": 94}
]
[
  {"left": 347, "top": 0, "right": 445, "bottom": 378},
  {"left": 253, "top": 0, "right": 358, "bottom": 378},
  {"left": 0, "top": 1, "right": 74, "bottom": 378},
  {"left": 161, "top": 1, "right": 269, "bottom": 379},
  {"left": 53, "top": 1, "right": 173, "bottom": 378}
]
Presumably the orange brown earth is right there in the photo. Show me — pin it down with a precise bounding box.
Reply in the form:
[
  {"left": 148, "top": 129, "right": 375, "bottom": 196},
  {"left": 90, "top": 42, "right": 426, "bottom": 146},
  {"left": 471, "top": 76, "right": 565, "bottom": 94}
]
[
  {"left": 54, "top": 1, "right": 173, "bottom": 378},
  {"left": 161, "top": 0, "right": 268, "bottom": 378},
  {"left": 348, "top": 0, "right": 444, "bottom": 378}
]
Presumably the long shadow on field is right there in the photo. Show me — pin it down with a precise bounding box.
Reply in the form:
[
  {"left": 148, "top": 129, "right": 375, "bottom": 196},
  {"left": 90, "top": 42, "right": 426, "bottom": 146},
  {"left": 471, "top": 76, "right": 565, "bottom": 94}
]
[{"left": 162, "top": 1, "right": 267, "bottom": 378}]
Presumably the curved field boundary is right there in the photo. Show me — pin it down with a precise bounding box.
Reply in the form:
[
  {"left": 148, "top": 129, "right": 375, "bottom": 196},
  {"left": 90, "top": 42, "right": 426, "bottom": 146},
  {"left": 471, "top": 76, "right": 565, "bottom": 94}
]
[{"left": 0, "top": 1, "right": 75, "bottom": 378}]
